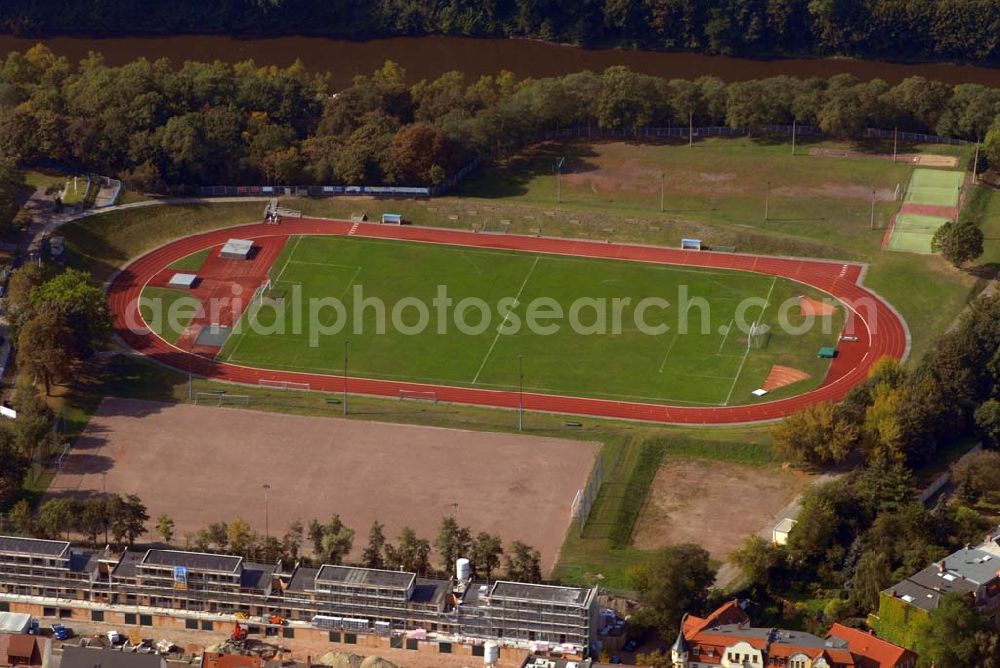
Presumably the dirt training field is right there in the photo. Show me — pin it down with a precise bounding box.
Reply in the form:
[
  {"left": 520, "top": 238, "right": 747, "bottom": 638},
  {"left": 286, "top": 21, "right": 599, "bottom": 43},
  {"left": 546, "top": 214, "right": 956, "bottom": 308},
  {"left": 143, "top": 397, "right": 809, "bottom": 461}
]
[
  {"left": 47, "top": 398, "right": 598, "bottom": 573},
  {"left": 632, "top": 459, "right": 812, "bottom": 559}
]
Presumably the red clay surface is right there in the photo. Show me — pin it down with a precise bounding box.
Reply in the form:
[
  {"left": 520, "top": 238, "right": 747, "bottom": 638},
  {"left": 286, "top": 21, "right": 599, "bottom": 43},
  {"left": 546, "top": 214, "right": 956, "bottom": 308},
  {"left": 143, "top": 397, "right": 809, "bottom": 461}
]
[
  {"left": 48, "top": 398, "right": 598, "bottom": 574},
  {"left": 798, "top": 295, "right": 838, "bottom": 317},
  {"left": 881, "top": 202, "right": 958, "bottom": 250},
  {"left": 761, "top": 365, "right": 811, "bottom": 392},
  {"left": 148, "top": 237, "right": 286, "bottom": 354},
  {"left": 107, "top": 218, "right": 909, "bottom": 424}
]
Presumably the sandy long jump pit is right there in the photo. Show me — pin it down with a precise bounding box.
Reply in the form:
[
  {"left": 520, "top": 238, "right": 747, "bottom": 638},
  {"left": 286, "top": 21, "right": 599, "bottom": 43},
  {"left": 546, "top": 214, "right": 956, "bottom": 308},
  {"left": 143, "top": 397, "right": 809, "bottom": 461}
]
[{"left": 48, "top": 398, "right": 599, "bottom": 572}]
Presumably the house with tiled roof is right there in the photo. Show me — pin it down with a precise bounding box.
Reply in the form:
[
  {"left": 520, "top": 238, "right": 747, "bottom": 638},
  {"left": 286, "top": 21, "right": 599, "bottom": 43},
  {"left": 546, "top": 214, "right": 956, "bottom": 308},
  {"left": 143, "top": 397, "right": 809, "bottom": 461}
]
[{"left": 669, "top": 601, "right": 916, "bottom": 668}]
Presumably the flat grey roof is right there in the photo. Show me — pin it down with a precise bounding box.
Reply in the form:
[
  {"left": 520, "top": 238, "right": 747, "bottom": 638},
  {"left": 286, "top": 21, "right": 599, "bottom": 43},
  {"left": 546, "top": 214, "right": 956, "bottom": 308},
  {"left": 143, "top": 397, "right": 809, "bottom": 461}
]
[
  {"left": 168, "top": 273, "right": 198, "bottom": 288},
  {"left": 141, "top": 549, "right": 242, "bottom": 573},
  {"left": 490, "top": 581, "right": 591, "bottom": 606},
  {"left": 936, "top": 548, "right": 1000, "bottom": 585},
  {"left": 221, "top": 238, "right": 253, "bottom": 257},
  {"left": 0, "top": 535, "right": 69, "bottom": 558},
  {"left": 315, "top": 565, "right": 415, "bottom": 590}
]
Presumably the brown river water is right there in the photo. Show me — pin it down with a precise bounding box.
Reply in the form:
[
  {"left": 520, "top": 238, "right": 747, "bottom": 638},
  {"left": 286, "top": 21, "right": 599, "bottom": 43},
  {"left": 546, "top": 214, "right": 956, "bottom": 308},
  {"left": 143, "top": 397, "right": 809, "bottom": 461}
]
[{"left": 1, "top": 34, "right": 999, "bottom": 88}]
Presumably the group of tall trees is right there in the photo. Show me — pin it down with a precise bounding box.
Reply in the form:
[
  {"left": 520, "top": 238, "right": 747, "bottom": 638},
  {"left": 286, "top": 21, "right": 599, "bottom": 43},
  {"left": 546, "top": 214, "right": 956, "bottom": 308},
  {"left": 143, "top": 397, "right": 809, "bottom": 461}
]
[
  {"left": 1, "top": 1, "right": 999, "bottom": 64},
  {"left": 6, "top": 493, "right": 149, "bottom": 544},
  {"left": 6, "top": 263, "right": 109, "bottom": 394},
  {"left": 752, "top": 293, "right": 1000, "bottom": 665},
  {"left": 3, "top": 47, "right": 1000, "bottom": 191},
  {"left": 774, "top": 294, "right": 1000, "bottom": 470},
  {"left": 183, "top": 514, "right": 542, "bottom": 583}
]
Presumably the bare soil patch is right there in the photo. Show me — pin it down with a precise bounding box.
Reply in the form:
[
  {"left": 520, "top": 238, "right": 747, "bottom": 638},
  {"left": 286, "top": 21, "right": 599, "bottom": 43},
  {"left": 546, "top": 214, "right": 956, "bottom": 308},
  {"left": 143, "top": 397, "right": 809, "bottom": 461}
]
[
  {"left": 47, "top": 398, "right": 598, "bottom": 573},
  {"left": 773, "top": 184, "right": 895, "bottom": 201},
  {"left": 808, "top": 147, "right": 957, "bottom": 168},
  {"left": 632, "top": 459, "right": 812, "bottom": 559}
]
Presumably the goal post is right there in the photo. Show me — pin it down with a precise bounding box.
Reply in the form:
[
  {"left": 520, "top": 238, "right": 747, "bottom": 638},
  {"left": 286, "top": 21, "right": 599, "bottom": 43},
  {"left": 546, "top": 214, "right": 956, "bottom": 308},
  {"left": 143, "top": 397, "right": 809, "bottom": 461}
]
[
  {"left": 748, "top": 322, "right": 772, "bottom": 350},
  {"left": 194, "top": 392, "right": 250, "bottom": 407},
  {"left": 399, "top": 389, "right": 438, "bottom": 403},
  {"left": 259, "top": 379, "right": 311, "bottom": 391}
]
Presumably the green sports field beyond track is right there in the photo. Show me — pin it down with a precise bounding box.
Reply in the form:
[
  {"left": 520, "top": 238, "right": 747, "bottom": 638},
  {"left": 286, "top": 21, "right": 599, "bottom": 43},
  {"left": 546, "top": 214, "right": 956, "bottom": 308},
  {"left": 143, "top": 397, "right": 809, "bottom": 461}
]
[{"left": 214, "top": 236, "right": 844, "bottom": 406}]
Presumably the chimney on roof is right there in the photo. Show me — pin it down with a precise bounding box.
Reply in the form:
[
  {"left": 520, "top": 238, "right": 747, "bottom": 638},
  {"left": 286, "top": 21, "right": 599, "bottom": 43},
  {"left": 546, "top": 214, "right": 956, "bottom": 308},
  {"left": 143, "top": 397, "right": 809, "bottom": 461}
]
[{"left": 938, "top": 560, "right": 946, "bottom": 572}]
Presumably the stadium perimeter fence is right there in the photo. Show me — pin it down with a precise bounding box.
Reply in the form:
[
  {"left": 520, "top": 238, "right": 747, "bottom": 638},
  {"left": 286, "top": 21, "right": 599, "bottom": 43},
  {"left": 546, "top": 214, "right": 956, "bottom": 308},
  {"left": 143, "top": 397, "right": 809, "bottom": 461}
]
[
  {"left": 542, "top": 125, "right": 972, "bottom": 145},
  {"left": 201, "top": 158, "right": 483, "bottom": 199},
  {"left": 571, "top": 455, "right": 605, "bottom": 538}
]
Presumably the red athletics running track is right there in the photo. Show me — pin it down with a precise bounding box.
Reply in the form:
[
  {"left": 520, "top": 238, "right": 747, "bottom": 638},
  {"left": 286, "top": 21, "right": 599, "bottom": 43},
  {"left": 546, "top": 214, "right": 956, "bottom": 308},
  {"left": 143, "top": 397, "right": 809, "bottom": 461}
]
[{"left": 107, "top": 219, "right": 909, "bottom": 424}]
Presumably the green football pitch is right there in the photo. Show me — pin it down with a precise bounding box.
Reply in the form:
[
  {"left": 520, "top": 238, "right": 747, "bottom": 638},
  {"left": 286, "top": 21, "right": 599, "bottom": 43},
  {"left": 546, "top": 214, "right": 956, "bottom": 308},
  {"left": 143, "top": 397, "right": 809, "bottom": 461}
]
[
  {"left": 904, "top": 168, "right": 964, "bottom": 207},
  {"left": 215, "top": 236, "right": 844, "bottom": 406}
]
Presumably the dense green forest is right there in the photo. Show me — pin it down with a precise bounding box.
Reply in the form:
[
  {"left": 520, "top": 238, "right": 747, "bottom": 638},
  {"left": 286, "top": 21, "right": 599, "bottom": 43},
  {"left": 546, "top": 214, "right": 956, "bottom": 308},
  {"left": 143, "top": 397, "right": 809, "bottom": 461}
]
[
  {"left": 3, "top": 46, "right": 1000, "bottom": 189},
  {"left": 1, "top": 0, "right": 1000, "bottom": 65}
]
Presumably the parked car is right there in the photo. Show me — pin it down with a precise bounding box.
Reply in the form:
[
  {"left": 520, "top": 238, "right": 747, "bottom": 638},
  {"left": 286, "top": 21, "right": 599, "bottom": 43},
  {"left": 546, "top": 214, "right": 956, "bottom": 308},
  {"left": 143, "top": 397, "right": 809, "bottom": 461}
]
[
  {"left": 107, "top": 630, "right": 123, "bottom": 645},
  {"left": 51, "top": 623, "right": 73, "bottom": 640},
  {"left": 610, "top": 656, "right": 622, "bottom": 664}
]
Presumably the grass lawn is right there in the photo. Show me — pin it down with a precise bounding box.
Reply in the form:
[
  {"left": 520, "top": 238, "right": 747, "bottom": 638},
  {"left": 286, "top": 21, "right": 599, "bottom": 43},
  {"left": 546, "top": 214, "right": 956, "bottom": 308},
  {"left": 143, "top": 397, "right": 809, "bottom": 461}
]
[
  {"left": 168, "top": 248, "right": 211, "bottom": 271},
  {"left": 61, "top": 202, "right": 263, "bottom": 281},
  {"left": 61, "top": 176, "right": 93, "bottom": 205},
  {"left": 459, "top": 137, "right": 918, "bottom": 258},
  {"left": 22, "top": 169, "right": 69, "bottom": 191},
  {"left": 139, "top": 287, "right": 198, "bottom": 344},
  {"left": 961, "top": 184, "right": 1000, "bottom": 266},
  {"left": 218, "top": 235, "right": 841, "bottom": 406}
]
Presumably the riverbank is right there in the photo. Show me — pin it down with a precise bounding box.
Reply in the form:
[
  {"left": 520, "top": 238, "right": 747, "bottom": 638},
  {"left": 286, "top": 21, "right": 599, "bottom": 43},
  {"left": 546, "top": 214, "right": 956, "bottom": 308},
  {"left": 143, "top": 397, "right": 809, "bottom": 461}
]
[{"left": 2, "top": 34, "right": 1000, "bottom": 89}]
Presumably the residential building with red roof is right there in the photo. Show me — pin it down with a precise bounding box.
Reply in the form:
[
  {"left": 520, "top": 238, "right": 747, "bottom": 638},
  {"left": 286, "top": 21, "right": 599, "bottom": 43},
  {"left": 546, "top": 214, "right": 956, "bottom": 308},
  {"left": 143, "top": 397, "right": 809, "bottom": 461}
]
[{"left": 669, "top": 601, "right": 916, "bottom": 668}]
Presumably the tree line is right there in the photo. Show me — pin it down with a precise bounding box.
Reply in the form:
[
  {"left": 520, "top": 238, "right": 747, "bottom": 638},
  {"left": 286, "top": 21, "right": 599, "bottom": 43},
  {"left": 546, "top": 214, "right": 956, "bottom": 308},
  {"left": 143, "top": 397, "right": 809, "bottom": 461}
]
[
  {"left": 1, "top": 1, "right": 999, "bottom": 65},
  {"left": 179, "top": 513, "right": 543, "bottom": 583},
  {"left": 3, "top": 47, "right": 1000, "bottom": 194}
]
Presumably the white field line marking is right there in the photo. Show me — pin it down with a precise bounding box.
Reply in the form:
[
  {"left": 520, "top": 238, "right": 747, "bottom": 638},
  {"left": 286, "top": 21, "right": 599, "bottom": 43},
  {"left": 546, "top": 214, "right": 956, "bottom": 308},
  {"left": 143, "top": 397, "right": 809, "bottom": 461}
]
[
  {"left": 657, "top": 329, "right": 680, "bottom": 374},
  {"left": 459, "top": 252, "right": 485, "bottom": 274},
  {"left": 471, "top": 256, "right": 540, "bottom": 385},
  {"left": 723, "top": 276, "right": 777, "bottom": 406},
  {"left": 227, "top": 235, "right": 302, "bottom": 362},
  {"left": 319, "top": 266, "right": 362, "bottom": 327},
  {"left": 716, "top": 318, "right": 735, "bottom": 354},
  {"left": 271, "top": 236, "right": 302, "bottom": 285}
]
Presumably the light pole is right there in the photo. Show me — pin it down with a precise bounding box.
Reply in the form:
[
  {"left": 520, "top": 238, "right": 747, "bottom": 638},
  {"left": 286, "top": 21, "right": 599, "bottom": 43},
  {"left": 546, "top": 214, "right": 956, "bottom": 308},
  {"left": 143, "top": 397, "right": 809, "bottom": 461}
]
[
  {"left": 343, "top": 339, "right": 350, "bottom": 415},
  {"left": 870, "top": 187, "right": 876, "bottom": 230},
  {"left": 262, "top": 484, "right": 271, "bottom": 541},
  {"left": 764, "top": 181, "right": 770, "bottom": 221},
  {"left": 555, "top": 157, "right": 565, "bottom": 204},
  {"left": 518, "top": 354, "right": 524, "bottom": 431}
]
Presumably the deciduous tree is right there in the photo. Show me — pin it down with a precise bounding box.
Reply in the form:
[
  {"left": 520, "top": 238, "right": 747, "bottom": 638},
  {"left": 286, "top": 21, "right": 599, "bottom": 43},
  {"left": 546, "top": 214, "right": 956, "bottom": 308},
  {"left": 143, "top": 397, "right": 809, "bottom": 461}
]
[
  {"left": 631, "top": 543, "right": 717, "bottom": 641},
  {"left": 931, "top": 220, "right": 984, "bottom": 267}
]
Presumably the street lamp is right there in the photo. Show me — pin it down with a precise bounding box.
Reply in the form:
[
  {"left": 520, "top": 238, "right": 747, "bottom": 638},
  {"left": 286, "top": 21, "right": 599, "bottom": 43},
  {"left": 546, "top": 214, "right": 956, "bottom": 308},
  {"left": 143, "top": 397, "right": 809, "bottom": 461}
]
[
  {"left": 343, "top": 339, "right": 350, "bottom": 415},
  {"left": 262, "top": 484, "right": 271, "bottom": 541},
  {"left": 518, "top": 354, "right": 524, "bottom": 431}
]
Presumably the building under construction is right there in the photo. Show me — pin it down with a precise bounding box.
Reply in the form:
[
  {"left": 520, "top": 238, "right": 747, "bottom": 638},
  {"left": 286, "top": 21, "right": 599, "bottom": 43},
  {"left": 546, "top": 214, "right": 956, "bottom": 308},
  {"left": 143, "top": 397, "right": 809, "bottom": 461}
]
[{"left": 0, "top": 536, "right": 597, "bottom": 662}]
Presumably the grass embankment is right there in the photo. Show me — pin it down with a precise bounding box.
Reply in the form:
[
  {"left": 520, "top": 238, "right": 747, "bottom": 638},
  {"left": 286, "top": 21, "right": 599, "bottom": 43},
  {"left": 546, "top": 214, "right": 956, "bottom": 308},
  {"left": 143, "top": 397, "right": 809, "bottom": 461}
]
[{"left": 61, "top": 202, "right": 262, "bottom": 281}]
